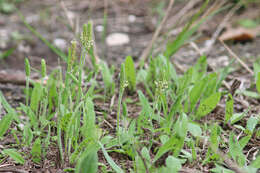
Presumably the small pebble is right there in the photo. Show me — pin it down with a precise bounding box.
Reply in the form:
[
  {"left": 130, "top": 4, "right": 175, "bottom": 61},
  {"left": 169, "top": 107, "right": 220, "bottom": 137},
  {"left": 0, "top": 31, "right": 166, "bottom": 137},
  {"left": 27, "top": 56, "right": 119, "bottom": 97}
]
[
  {"left": 25, "top": 15, "right": 39, "bottom": 23},
  {"left": 0, "top": 29, "right": 9, "bottom": 49},
  {"left": 95, "top": 25, "right": 104, "bottom": 32},
  {"left": 53, "top": 38, "right": 67, "bottom": 51},
  {"left": 18, "top": 42, "right": 31, "bottom": 53},
  {"left": 106, "top": 33, "right": 130, "bottom": 46},
  {"left": 128, "top": 15, "right": 136, "bottom": 23}
]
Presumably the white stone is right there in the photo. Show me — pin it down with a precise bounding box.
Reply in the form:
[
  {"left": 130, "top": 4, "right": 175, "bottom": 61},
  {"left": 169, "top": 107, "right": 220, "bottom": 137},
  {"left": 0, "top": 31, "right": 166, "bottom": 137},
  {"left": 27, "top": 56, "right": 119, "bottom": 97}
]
[
  {"left": 25, "top": 15, "right": 39, "bottom": 23},
  {"left": 128, "top": 15, "right": 136, "bottom": 23},
  {"left": 18, "top": 42, "right": 30, "bottom": 53},
  {"left": 0, "top": 29, "right": 8, "bottom": 49},
  {"left": 18, "top": 123, "right": 24, "bottom": 130},
  {"left": 106, "top": 33, "right": 129, "bottom": 46},
  {"left": 95, "top": 25, "right": 104, "bottom": 32},
  {"left": 53, "top": 38, "right": 67, "bottom": 51}
]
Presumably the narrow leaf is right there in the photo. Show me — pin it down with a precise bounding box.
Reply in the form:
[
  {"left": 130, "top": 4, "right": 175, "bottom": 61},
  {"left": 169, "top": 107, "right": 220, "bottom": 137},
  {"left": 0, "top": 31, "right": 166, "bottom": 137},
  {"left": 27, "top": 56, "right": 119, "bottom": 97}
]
[
  {"left": 30, "top": 83, "right": 43, "bottom": 113},
  {"left": 98, "top": 142, "right": 124, "bottom": 173},
  {"left": 2, "top": 149, "right": 25, "bottom": 164},
  {"left": 256, "top": 72, "right": 260, "bottom": 94},
  {"left": 0, "top": 113, "right": 13, "bottom": 138},
  {"left": 125, "top": 56, "right": 136, "bottom": 92},
  {"left": 31, "top": 138, "right": 41, "bottom": 164},
  {"left": 225, "top": 94, "right": 233, "bottom": 123}
]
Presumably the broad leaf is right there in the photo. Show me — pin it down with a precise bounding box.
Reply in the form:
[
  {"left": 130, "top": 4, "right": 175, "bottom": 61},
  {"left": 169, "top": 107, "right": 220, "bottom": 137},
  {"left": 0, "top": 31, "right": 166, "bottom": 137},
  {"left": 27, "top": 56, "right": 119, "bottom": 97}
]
[
  {"left": 196, "top": 92, "right": 221, "bottom": 119},
  {"left": 76, "top": 145, "right": 98, "bottom": 173}
]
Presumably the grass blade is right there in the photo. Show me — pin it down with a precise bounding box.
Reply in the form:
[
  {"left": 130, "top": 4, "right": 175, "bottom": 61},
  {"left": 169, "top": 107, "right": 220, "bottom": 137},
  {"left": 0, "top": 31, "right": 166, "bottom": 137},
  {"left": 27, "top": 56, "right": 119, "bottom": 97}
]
[
  {"left": 2, "top": 149, "right": 25, "bottom": 164},
  {"left": 98, "top": 141, "right": 124, "bottom": 173},
  {"left": 125, "top": 56, "right": 136, "bottom": 93},
  {"left": 19, "top": 12, "right": 67, "bottom": 61},
  {"left": 0, "top": 47, "right": 15, "bottom": 59},
  {"left": 76, "top": 143, "right": 98, "bottom": 173},
  {"left": 0, "top": 91, "right": 19, "bottom": 123},
  {"left": 0, "top": 113, "right": 13, "bottom": 138}
]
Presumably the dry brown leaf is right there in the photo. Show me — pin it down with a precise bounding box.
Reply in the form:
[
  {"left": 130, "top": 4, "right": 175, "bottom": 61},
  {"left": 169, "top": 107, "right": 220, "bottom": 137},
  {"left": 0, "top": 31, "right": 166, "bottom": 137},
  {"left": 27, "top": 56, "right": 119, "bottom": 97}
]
[{"left": 219, "top": 26, "right": 260, "bottom": 42}]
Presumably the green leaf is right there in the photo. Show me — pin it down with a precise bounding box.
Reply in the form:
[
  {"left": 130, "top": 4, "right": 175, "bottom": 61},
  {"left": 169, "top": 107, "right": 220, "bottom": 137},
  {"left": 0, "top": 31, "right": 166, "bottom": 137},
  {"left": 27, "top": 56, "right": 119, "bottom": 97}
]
[
  {"left": 256, "top": 72, "right": 260, "bottom": 95},
  {"left": 2, "top": 149, "right": 25, "bottom": 164},
  {"left": 165, "top": 156, "right": 183, "bottom": 173},
  {"left": 229, "top": 132, "right": 246, "bottom": 166},
  {"left": 31, "top": 138, "right": 41, "bottom": 164},
  {"left": 0, "top": 47, "right": 15, "bottom": 59},
  {"left": 238, "top": 19, "right": 258, "bottom": 28},
  {"left": 189, "top": 76, "right": 208, "bottom": 113},
  {"left": 19, "top": 12, "right": 67, "bottom": 61},
  {"left": 138, "top": 90, "right": 153, "bottom": 118},
  {"left": 193, "top": 55, "right": 207, "bottom": 82},
  {"left": 203, "top": 73, "right": 218, "bottom": 98},
  {"left": 82, "top": 97, "right": 96, "bottom": 140},
  {"left": 119, "top": 63, "right": 126, "bottom": 92},
  {"left": 0, "top": 2, "right": 16, "bottom": 14},
  {"left": 210, "top": 123, "right": 219, "bottom": 152},
  {"left": 0, "top": 91, "right": 19, "bottom": 123},
  {"left": 175, "top": 113, "right": 188, "bottom": 139},
  {"left": 230, "top": 112, "right": 246, "bottom": 125},
  {"left": 100, "top": 60, "right": 114, "bottom": 94},
  {"left": 153, "top": 136, "right": 178, "bottom": 163},
  {"left": 98, "top": 142, "right": 124, "bottom": 173},
  {"left": 236, "top": 90, "right": 260, "bottom": 99},
  {"left": 76, "top": 144, "right": 98, "bottom": 173},
  {"left": 225, "top": 94, "right": 233, "bottom": 123},
  {"left": 211, "top": 164, "right": 234, "bottom": 173},
  {"left": 253, "top": 62, "right": 260, "bottom": 82},
  {"left": 250, "top": 154, "right": 260, "bottom": 168},
  {"left": 156, "top": 113, "right": 188, "bottom": 159},
  {"left": 216, "top": 59, "right": 234, "bottom": 90},
  {"left": 30, "top": 82, "right": 43, "bottom": 113},
  {"left": 196, "top": 92, "right": 221, "bottom": 119},
  {"left": 239, "top": 135, "right": 251, "bottom": 149},
  {"left": 125, "top": 56, "right": 136, "bottom": 92},
  {"left": 141, "top": 147, "right": 151, "bottom": 163},
  {"left": 188, "top": 122, "right": 202, "bottom": 137},
  {"left": 246, "top": 116, "right": 259, "bottom": 133},
  {"left": 23, "top": 124, "right": 33, "bottom": 146},
  {"left": 0, "top": 113, "right": 13, "bottom": 138},
  {"left": 164, "top": 0, "right": 209, "bottom": 58}
]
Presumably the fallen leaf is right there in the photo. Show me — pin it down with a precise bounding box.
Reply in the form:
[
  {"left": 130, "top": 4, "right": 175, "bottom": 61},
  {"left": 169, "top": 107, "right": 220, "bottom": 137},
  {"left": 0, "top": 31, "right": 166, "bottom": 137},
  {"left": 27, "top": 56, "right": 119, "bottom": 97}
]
[{"left": 219, "top": 26, "right": 260, "bottom": 42}]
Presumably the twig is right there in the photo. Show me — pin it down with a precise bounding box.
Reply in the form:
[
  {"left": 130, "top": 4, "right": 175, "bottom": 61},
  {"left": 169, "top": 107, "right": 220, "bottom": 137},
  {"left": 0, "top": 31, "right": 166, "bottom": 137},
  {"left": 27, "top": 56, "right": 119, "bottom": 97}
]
[
  {"left": 0, "top": 167, "right": 28, "bottom": 173},
  {"left": 179, "top": 167, "right": 201, "bottom": 173},
  {"left": 59, "top": 0, "right": 75, "bottom": 33},
  {"left": 0, "top": 71, "right": 28, "bottom": 86},
  {"left": 164, "top": 0, "right": 201, "bottom": 33},
  {"left": 219, "top": 39, "right": 254, "bottom": 76},
  {"left": 137, "top": 0, "right": 175, "bottom": 67},
  {"left": 0, "top": 164, "right": 12, "bottom": 168},
  {"left": 201, "top": 2, "right": 241, "bottom": 54}
]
